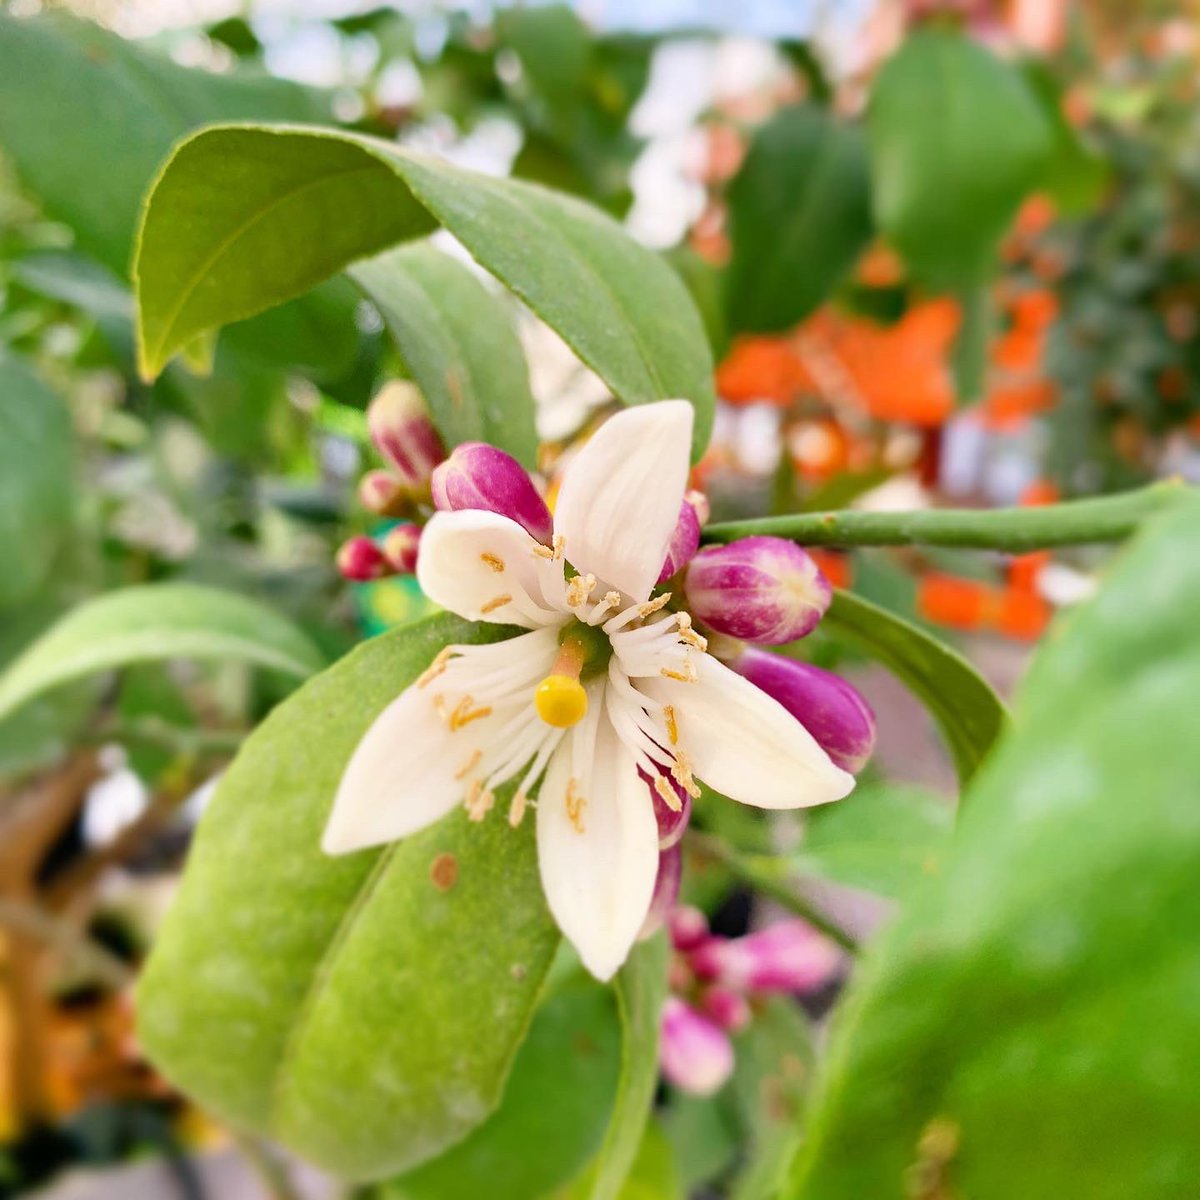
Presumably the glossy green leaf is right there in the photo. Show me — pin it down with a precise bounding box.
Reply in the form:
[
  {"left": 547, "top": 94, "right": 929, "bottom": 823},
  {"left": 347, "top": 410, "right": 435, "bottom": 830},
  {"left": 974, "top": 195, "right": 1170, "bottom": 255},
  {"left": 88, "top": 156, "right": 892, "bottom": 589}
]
[
  {"left": 868, "top": 27, "right": 1051, "bottom": 288},
  {"left": 0, "top": 584, "right": 324, "bottom": 723},
  {"left": 350, "top": 245, "right": 538, "bottom": 466},
  {"left": 823, "top": 590, "right": 1007, "bottom": 787},
  {"left": 0, "top": 354, "right": 74, "bottom": 610},
  {"left": 789, "top": 497, "right": 1200, "bottom": 1199},
  {"left": 384, "top": 975, "right": 620, "bottom": 1200},
  {"left": 588, "top": 933, "right": 670, "bottom": 1200},
  {"left": 132, "top": 124, "right": 715, "bottom": 457},
  {"left": 726, "top": 104, "right": 872, "bottom": 334},
  {"left": 137, "top": 614, "right": 561, "bottom": 1180},
  {"left": 795, "top": 782, "right": 953, "bottom": 901},
  {"left": 0, "top": 11, "right": 359, "bottom": 381}
]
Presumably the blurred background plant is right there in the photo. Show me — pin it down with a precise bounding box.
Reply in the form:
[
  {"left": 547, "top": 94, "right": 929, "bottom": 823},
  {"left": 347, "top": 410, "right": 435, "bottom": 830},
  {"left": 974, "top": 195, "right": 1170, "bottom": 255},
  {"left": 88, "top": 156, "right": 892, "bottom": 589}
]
[{"left": 0, "top": 0, "right": 1197, "bottom": 1196}]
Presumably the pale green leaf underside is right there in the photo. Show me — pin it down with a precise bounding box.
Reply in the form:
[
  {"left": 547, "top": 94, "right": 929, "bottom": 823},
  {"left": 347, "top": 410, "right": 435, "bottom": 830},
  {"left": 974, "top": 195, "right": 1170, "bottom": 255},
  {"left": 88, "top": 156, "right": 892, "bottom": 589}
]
[
  {"left": 0, "top": 583, "right": 324, "bottom": 722},
  {"left": 136, "top": 614, "right": 561, "bottom": 1181},
  {"left": 134, "top": 123, "right": 714, "bottom": 457}
]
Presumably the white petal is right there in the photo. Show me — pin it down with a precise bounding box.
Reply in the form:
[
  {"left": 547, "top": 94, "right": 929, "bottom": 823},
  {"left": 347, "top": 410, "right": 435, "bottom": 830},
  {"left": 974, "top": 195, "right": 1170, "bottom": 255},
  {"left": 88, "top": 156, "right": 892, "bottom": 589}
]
[
  {"left": 417, "top": 510, "right": 567, "bottom": 628},
  {"left": 323, "top": 679, "right": 506, "bottom": 854},
  {"left": 537, "top": 691, "right": 659, "bottom": 980},
  {"left": 639, "top": 654, "right": 855, "bottom": 810},
  {"left": 553, "top": 400, "right": 693, "bottom": 602}
]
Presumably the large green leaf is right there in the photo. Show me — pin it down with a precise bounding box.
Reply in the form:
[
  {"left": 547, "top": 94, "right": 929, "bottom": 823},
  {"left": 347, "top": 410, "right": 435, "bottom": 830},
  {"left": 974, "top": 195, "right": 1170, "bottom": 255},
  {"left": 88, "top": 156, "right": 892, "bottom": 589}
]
[
  {"left": 0, "top": 584, "right": 324, "bottom": 723},
  {"left": 384, "top": 975, "right": 621, "bottom": 1200},
  {"left": 350, "top": 245, "right": 538, "bottom": 466},
  {"left": 796, "top": 782, "right": 953, "bottom": 901},
  {"left": 725, "top": 105, "right": 872, "bottom": 334},
  {"left": 867, "top": 27, "right": 1051, "bottom": 288},
  {"left": 587, "top": 933, "right": 670, "bottom": 1200},
  {"left": 823, "top": 590, "right": 1006, "bottom": 787},
  {"left": 0, "top": 354, "right": 74, "bottom": 611},
  {"left": 789, "top": 497, "right": 1200, "bottom": 1199},
  {"left": 137, "top": 614, "right": 561, "bottom": 1180},
  {"left": 132, "top": 124, "right": 715, "bottom": 457}
]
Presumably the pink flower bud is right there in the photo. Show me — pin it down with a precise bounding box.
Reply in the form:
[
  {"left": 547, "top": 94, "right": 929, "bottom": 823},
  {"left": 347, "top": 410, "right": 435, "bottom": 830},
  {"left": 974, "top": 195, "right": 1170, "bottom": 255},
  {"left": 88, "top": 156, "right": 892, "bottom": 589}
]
[
  {"left": 731, "top": 649, "right": 876, "bottom": 774},
  {"left": 358, "top": 469, "right": 408, "bottom": 517},
  {"left": 337, "top": 536, "right": 390, "bottom": 582},
  {"left": 657, "top": 498, "right": 702, "bottom": 583},
  {"left": 684, "top": 536, "right": 832, "bottom": 644},
  {"left": 381, "top": 523, "right": 421, "bottom": 574},
  {"left": 642, "top": 768, "right": 691, "bottom": 849},
  {"left": 691, "top": 920, "right": 843, "bottom": 995},
  {"left": 431, "top": 443, "right": 553, "bottom": 544},
  {"left": 367, "top": 382, "right": 445, "bottom": 493},
  {"left": 685, "top": 489, "right": 710, "bottom": 527},
  {"left": 659, "top": 997, "right": 735, "bottom": 1097},
  {"left": 640, "top": 844, "right": 682, "bottom": 940},
  {"left": 668, "top": 905, "right": 710, "bottom": 953},
  {"left": 701, "top": 985, "right": 751, "bottom": 1032}
]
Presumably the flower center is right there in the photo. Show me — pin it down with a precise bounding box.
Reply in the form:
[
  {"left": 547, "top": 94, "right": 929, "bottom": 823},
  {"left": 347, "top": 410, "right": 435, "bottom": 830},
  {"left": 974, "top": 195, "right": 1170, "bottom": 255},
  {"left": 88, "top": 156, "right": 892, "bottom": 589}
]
[{"left": 534, "top": 626, "right": 609, "bottom": 728}]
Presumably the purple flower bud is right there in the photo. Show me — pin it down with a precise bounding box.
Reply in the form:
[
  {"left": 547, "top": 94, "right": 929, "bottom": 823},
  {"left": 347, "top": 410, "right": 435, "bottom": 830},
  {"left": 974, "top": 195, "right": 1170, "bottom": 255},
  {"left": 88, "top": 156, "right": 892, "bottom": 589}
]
[
  {"left": 685, "top": 489, "right": 710, "bottom": 527},
  {"left": 659, "top": 997, "right": 735, "bottom": 1097},
  {"left": 642, "top": 768, "right": 692, "bottom": 849},
  {"left": 668, "top": 905, "right": 710, "bottom": 953},
  {"left": 701, "top": 985, "right": 752, "bottom": 1032},
  {"left": 358, "top": 469, "right": 408, "bottom": 517},
  {"left": 691, "top": 920, "right": 843, "bottom": 995},
  {"left": 684, "top": 536, "right": 832, "bottom": 644},
  {"left": 657, "top": 498, "right": 702, "bottom": 584},
  {"left": 337, "top": 536, "right": 390, "bottom": 582},
  {"left": 367, "top": 382, "right": 446, "bottom": 493},
  {"left": 381, "top": 523, "right": 421, "bottom": 574},
  {"left": 732, "top": 649, "right": 876, "bottom": 774},
  {"left": 640, "top": 844, "right": 682, "bottom": 940},
  {"left": 431, "top": 443, "right": 554, "bottom": 544}
]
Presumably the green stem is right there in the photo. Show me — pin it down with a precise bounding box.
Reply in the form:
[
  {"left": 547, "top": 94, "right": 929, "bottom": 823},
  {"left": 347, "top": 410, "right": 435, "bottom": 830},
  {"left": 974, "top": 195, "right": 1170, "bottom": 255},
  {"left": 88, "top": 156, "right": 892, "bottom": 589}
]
[
  {"left": 703, "top": 479, "right": 1189, "bottom": 551},
  {"left": 687, "top": 832, "right": 858, "bottom": 953}
]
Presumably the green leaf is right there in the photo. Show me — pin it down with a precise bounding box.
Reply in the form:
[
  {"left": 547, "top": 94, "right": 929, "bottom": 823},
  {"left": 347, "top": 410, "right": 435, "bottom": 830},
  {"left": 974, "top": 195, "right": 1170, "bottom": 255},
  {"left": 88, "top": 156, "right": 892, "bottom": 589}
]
[
  {"left": 795, "top": 782, "right": 953, "bottom": 900},
  {"left": 0, "top": 354, "right": 74, "bottom": 610},
  {"left": 729, "top": 998, "right": 814, "bottom": 1200},
  {"left": 132, "top": 124, "right": 715, "bottom": 458},
  {"left": 788, "top": 497, "right": 1200, "bottom": 1199},
  {"left": 350, "top": 245, "right": 538, "bottom": 466},
  {"left": 726, "top": 104, "right": 872, "bottom": 334},
  {"left": 867, "top": 27, "right": 1051, "bottom": 289},
  {"left": 0, "top": 11, "right": 329, "bottom": 276},
  {"left": 0, "top": 584, "right": 325, "bottom": 723},
  {"left": 384, "top": 974, "right": 621, "bottom": 1200},
  {"left": 587, "top": 933, "right": 670, "bottom": 1200},
  {"left": 823, "top": 589, "right": 1006, "bottom": 788},
  {"left": 137, "top": 614, "right": 561, "bottom": 1180}
]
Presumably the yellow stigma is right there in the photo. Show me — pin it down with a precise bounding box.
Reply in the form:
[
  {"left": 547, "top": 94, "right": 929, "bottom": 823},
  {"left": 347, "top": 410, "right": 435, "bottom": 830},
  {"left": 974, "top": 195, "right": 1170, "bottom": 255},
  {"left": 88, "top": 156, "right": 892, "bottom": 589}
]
[
  {"left": 535, "top": 675, "right": 588, "bottom": 728},
  {"left": 535, "top": 635, "right": 589, "bottom": 728}
]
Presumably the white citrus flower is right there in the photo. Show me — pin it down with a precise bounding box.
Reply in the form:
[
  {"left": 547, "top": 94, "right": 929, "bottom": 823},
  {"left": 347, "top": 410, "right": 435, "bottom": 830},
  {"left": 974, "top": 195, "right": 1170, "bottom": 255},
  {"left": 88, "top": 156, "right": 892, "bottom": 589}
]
[{"left": 323, "top": 401, "right": 854, "bottom": 979}]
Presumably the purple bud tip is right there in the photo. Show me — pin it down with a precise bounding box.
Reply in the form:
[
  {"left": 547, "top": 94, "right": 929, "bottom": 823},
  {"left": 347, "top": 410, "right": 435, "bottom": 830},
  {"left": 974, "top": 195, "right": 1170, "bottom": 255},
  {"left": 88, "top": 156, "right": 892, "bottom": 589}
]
[
  {"left": 692, "top": 920, "right": 843, "bottom": 995},
  {"left": 659, "top": 997, "right": 735, "bottom": 1097},
  {"left": 381, "top": 523, "right": 421, "bottom": 574},
  {"left": 641, "top": 767, "right": 692, "bottom": 849},
  {"left": 640, "top": 844, "right": 683, "bottom": 940},
  {"left": 668, "top": 906, "right": 710, "bottom": 953},
  {"left": 684, "top": 536, "right": 832, "bottom": 645},
  {"left": 367, "top": 382, "right": 446, "bottom": 492},
  {"left": 701, "top": 985, "right": 752, "bottom": 1032},
  {"left": 431, "top": 442, "right": 554, "bottom": 544},
  {"left": 732, "top": 649, "right": 876, "bottom": 774},
  {"left": 358, "top": 469, "right": 408, "bottom": 517},
  {"left": 337, "top": 536, "right": 390, "bottom": 582},
  {"left": 685, "top": 489, "right": 711, "bottom": 526},
  {"left": 657, "top": 498, "right": 702, "bottom": 584}
]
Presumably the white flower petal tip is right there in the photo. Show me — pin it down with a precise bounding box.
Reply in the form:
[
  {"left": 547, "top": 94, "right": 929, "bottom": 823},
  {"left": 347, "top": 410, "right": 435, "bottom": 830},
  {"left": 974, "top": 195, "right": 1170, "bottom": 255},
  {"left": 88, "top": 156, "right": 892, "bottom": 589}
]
[
  {"left": 642, "top": 654, "right": 856, "bottom": 810},
  {"left": 553, "top": 400, "right": 694, "bottom": 602},
  {"left": 537, "top": 710, "right": 659, "bottom": 981},
  {"left": 416, "top": 510, "right": 566, "bottom": 628}
]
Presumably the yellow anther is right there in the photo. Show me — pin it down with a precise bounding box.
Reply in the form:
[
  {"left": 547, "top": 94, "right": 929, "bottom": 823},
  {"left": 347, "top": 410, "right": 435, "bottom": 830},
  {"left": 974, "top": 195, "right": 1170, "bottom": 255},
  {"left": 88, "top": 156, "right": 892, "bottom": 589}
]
[
  {"left": 480, "top": 593, "right": 512, "bottom": 614},
  {"left": 534, "top": 675, "right": 588, "bottom": 728},
  {"left": 480, "top": 552, "right": 506, "bottom": 573}
]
